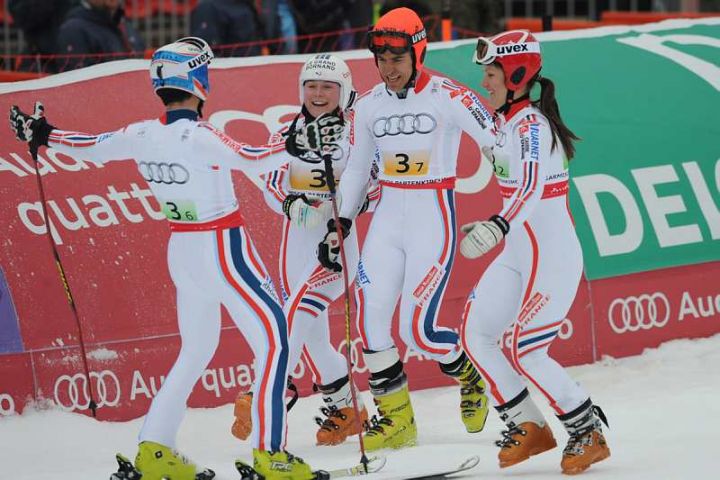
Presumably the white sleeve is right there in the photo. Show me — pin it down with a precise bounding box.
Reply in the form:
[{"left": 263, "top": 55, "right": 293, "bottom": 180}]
[
  {"left": 338, "top": 104, "right": 376, "bottom": 219},
  {"left": 498, "top": 119, "right": 551, "bottom": 230},
  {"left": 194, "top": 122, "right": 288, "bottom": 176},
  {"left": 262, "top": 162, "right": 291, "bottom": 214},
  {"left": 47, "top": 125, "right": 137, "bottom": 165},
  {"left": 444, "top": 82, "right": 496, "bottom": 151}
]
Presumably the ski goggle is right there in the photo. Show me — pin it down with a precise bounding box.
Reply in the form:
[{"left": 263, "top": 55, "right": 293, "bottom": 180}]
[
  {"left": 367, "top": 29, "right": 425, "bottom": 55},
  {"left": 472, "top": 37, "right": 541, "bottom": 65}
]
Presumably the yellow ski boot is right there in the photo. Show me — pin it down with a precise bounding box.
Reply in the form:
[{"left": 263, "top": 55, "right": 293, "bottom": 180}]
[
  {"left": 364, "top": 385, "right": 417, "bottom": 451},
  {"left": 440, "top": 352, "right": 489, "bottom": 433},
  {"left": 252, "top": 449, "right": 314, "bottom": 479},
  {"left": 134, "top": 441, "right": 214, "bottom": 480}
]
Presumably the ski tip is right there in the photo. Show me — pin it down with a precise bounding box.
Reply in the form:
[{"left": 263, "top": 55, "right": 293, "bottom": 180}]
[
  {"left": 367, "top": 455, "right": 387, "bottom": 473},
  {"left": 457, "top": 455, "right": 480, "bottom": 471}
]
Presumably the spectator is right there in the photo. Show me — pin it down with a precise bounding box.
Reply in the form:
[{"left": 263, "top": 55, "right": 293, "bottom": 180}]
[
  {"left": 289, "top": 0, "right": 356, "bottom": 52},
  {"left": 55, "top": 0, "right": 145, "bottom": 71},
  {"left": 379, "top": 0, "right": 431, "bottom": 18},
  {"left": 8, "top": 0, "right": 78, "bottom": 72},
  {"left": 190, "top": 0, "right": 265, "bottom": 57}
]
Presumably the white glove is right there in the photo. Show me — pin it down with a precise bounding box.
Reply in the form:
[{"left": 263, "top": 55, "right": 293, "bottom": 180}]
[
  {"left": 302, "top": 113, "right": 344, "bottom": 155},
  {"left": 288, "top": 198, "right": 331, "bottom": 228},
  {"left": 459, "top": 215, "right": 509, "bottom": 259}
]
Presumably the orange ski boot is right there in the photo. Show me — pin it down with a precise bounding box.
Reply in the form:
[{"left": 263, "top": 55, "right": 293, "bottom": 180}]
[
  {"left": 231, "top": 392, "right": 253, "bottom": 440},
  {"left": 559, "top": 401, "right": 611, "bottom": 475}
]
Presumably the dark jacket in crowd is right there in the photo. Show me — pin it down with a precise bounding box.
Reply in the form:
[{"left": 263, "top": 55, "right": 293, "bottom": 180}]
[
  {"left": 190, "top": 0, "right": 265, "bottom": 57},
  {"left": 55, "top": 2, "right": 145, "bottom": 70},
  {"left": 8, "top": 0, "right": 78, "bottom": 56},
  {"left": 290, "top": 0, "right": 355, "bottom": 35}
]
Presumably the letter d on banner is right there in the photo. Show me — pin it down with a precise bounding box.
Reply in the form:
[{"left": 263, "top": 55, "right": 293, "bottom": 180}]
[{"left": 573, "top": 174, "right": 643, "bottom": 256}]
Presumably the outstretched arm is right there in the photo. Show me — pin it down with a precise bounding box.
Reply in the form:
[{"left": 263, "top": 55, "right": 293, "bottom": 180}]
[{"left": 10, "top": 101, "right": 135, "bottom": 164}]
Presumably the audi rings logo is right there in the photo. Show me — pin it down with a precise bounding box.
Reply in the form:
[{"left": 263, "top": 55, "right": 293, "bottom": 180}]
[
  {"left": 138, "top": 162, "right": 190, "bottom": 184},
  {"left": 608, "top": 293, "right": 670, "bottom": 334},
  {"left": 54, "top": 370, "right": 121, "bottom": 411},
  {"left": 373, "top": 113, "right": 437, "bottom": 137}
]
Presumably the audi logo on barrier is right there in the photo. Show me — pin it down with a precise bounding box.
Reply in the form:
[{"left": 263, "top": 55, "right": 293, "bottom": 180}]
[
  {"left": 138, "top": 162, "right": 190, "bottom": 184},
  {"left": 54, "top": 370, "right": 121, "bottom": 411},
  {"left": 373, "top": 113, "right": 437, "bottom": 137},
  {"left": 608, "top": 293, "right": 670, "bottom": 334}
]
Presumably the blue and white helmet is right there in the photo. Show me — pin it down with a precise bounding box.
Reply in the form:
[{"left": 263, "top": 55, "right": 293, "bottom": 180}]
[{"left": 150, "top": 37, "right": 214, "bottom": 101}]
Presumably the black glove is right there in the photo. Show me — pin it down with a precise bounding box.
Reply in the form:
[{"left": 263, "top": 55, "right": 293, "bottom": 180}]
[
  {"left": 9, "top": 102, "right": 55, "bottom": 153},
  {"left": 358, "top": 194, "right": 371, "bottom": 215},
  {"left": 285, "top": 129, "right": 309, "bottom": 158},
  {"left": 317, "top": 217, "right": 352, "bottom": 272}
]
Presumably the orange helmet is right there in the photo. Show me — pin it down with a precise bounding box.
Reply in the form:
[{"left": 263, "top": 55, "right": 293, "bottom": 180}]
[
  {"left": 368, "top": 7, "right": 427, "bottom": 74},
  {"left": 473, "top": 30, "right": 542, "bottom": 92}
]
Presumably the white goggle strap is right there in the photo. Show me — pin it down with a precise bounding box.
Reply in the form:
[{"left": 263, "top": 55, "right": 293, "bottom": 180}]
[
  {"left": 473, "top": 38, "right": 541, "bottom": 65},
  {"left": 152, "top": 52, "right": 212, "bottom": 79}
]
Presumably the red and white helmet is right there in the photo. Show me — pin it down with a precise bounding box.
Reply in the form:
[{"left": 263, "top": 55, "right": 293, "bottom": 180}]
[
  {"left": 299, "top": 53, "right": 356, "bottom": 112},
  {"left": 473, "top": 30, "right": 542, "bottom": 91},
  {"left": 368, "top": 7, "right": 427, "bottom": 75}
]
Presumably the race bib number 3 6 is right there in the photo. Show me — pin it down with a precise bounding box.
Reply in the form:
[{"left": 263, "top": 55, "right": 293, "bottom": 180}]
[
  {"left": 383, "top": 150, "right": 430, "bottom": 176},
  {"left": 163, "top": 200, "right": 199, "bottom": 221}
]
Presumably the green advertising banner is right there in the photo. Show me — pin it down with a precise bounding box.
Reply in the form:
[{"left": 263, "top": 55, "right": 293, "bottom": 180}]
[{"left": 424, "top": 19, "right": 720, "bottom": 280}]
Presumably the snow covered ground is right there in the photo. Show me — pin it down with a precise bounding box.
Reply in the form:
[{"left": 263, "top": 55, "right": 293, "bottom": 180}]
[{"left": 2, "top": 334, "right": 719, "bottom": 480}]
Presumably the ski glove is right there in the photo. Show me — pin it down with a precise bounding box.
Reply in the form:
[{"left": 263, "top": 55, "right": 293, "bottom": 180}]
[
  {"left": 285, "top": 129, "right": 310, "bottom": 158},
  {"left": 9, "top": 102, "right": 54, "bottom": 152},
  {"left": 317, "top": 217, "right": 352, "bottom": 272},
  {"left": 282, "top": 194, "right": 331, "bottom": 229},
  {"left": 301, "top": 113, "right": 344, "bottom": 155},
  {"left": 460, "top": 215, "right": 510, "bottom": 259}
]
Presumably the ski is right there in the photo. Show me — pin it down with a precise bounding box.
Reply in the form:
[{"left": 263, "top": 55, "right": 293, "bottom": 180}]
[
  {"left": 235, "top": 454, "right": 386, "bottom": 479},
  {"left": 400, "top": 455, "right": 480, "bottom": 479},
  {"left": 110, "top": 453, "right": 215, "bottom": 480}
]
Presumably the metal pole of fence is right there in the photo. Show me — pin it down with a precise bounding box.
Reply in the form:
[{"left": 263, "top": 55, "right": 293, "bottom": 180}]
[
  {"left": 441, "top": 0, "right": 452, "bottom": 42},
  {"left": 504, "top": 0, "right": 512, "bottom": 28},
  {"left": 525, "top": 0, "right": 532, "bottom": 17},
  {"left": 569, "top": 0, "right": 575, "bottom": 19},
  {"left": 3, "top": 1, "right": 10, "bottom": 58},
  {"left": 542, "top": 15, "right": 553, "bottom": 31},
  {"left": 590, "top": 0, "right": 598, "bottom": 20}
]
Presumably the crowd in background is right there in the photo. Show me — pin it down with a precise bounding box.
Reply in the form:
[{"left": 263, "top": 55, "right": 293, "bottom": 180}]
[
  {"left": 6, "top": 0, "right": 714, "bottom": 73},
  {"left": 7, "top": 0, "right": 504, "bottom": 72}
]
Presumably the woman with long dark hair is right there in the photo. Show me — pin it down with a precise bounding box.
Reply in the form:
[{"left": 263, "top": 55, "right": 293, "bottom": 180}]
[{"left": 459, "top": 30, "right": 611, "bottom": 475}]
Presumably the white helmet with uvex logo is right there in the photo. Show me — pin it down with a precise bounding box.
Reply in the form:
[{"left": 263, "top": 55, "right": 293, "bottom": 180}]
[{"left": 299, "top": 53, "right": 357, "bottom": 112}]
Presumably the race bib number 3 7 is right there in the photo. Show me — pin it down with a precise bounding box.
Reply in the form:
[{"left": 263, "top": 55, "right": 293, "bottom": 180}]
[{"left": 383, "top": 150, "right": 430, "bottom": 176}]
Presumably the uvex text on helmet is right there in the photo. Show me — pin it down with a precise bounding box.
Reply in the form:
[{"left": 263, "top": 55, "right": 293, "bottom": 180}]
[
  {"left": 150, "top": 37, "right": 214, "bottom": 101},
  {"left": 473, "top": 30, "right": 541, "bottom": 91},
  {"left": 369, "top": 7, "right": 427, "bottom": 74}
]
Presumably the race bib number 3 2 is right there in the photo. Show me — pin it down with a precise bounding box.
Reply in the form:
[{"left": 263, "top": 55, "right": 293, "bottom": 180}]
[{"left": 383, "top": 150, "right": 430, "bottom": 176}]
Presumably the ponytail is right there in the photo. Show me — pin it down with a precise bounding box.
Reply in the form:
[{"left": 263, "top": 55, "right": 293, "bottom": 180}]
[{"left": 530, "top": 76, "right": 580, "bottom": 160}]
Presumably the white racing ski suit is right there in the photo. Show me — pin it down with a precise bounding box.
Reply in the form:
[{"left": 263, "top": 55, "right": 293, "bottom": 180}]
[
  {"left": 460, "top": 100, "right": 588, "bottom": 415},
  {"left": 337, "top": 72, "right": 495, "bottom": 362},
  {"left": 47, "top": 110, "right": 291, "bottom": 452}
]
